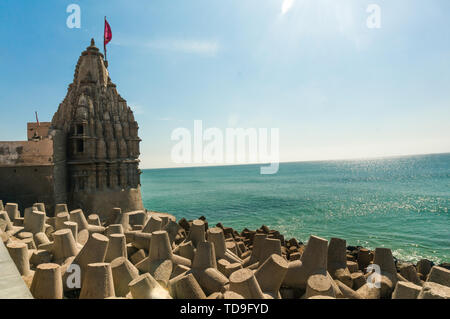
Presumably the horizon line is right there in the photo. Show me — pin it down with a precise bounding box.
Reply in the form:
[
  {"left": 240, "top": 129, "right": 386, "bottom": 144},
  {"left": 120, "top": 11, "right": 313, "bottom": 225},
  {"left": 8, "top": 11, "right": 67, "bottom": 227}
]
[{"left": 140, "top": 151, "right": 450, "bottom": 170}]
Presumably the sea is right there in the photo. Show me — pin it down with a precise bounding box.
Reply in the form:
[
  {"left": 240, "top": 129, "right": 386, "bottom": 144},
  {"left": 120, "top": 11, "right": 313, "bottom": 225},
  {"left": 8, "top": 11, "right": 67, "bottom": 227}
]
[{"left": 141, "top": 153, "right": 450, "bottom": 263}]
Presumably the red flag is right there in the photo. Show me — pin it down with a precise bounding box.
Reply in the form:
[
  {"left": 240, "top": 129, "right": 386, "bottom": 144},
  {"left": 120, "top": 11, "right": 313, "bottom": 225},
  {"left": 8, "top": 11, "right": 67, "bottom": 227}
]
[{"left": 104, "top": 17, "right": 112, "bottom": 60}]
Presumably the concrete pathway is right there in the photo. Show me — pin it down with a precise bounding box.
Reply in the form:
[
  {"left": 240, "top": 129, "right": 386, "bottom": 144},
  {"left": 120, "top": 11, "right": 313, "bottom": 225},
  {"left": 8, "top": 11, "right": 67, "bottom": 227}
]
[{"left": 0, "top": 240, "right": 33, "bottom": 299}]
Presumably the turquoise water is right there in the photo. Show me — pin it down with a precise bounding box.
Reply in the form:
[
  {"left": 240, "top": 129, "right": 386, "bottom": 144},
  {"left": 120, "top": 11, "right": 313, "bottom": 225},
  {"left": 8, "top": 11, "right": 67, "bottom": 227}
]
[{"left": 141, "top": 153, "right": 450, "bottom": 263}]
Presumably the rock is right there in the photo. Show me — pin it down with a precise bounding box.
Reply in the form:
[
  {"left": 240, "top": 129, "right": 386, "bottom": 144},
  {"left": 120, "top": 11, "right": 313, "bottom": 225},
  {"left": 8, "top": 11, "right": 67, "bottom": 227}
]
[
  {"left": 346, "top": 261, "right": 359, "bottom": 273},
  {"left": 357, "top": 248, "right": 372, "bottom": 271},
  {"left": 416, "top": 259, "right": 433, "bottom": 277},
  {"left": 399, "top": 263, "right": 422, "bottom": 286},
  {"left": 438, "top": 262, "right": 450, "bottom": 271}
]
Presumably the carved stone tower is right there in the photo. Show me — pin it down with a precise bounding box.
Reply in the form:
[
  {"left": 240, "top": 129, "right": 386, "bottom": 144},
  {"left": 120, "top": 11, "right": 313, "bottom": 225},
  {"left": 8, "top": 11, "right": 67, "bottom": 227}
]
[{"left": 51, "top": 39, "right": 143, "bottom": 217}]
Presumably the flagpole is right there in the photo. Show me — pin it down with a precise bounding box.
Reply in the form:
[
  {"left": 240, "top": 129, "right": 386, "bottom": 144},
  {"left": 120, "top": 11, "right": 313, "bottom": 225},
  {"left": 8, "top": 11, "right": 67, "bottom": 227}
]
[
  {"left": 104, "top": 16, "right": 107, "bottom": 62},
  {"left": 35, "top": 111, "right": 40, "bottom": 137}
]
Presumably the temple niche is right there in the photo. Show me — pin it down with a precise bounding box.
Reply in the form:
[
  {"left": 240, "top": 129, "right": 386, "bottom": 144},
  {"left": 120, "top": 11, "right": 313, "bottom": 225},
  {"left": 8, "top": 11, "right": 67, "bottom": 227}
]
[{"left": 51, "top": 39, "right": 143, "bottom": 217}]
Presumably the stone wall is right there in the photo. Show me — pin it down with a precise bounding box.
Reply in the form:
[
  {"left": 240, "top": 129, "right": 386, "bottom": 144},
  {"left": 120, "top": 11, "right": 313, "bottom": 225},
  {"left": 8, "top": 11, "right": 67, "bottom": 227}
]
[
  {"left": 68, "top": 185, "right": 143, "bottom": 218},
  {"left": 0, "top": 140, "right": 53, "bottom": 166},
  {"left": 0, "top": 165, "right": 55, "bottom": 214},
  {"left": 51, "top": 129, "right": 68, "bottom": 209},
  {"left": 0, "top": 138, "right": 61, "bottom": 215}
]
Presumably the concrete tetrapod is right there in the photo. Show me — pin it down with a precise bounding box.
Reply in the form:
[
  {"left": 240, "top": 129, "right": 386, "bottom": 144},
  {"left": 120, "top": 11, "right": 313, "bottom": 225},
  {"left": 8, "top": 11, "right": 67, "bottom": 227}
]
[
  {"left": 104, "top": 207, "right": 121, "bottom": 227},
  {"left": 105, "top": 233, "right": 127, "bottom": 262},
  {"left": 255, "top": 253, "right": 288, "bottom": 298},
  {"left": 106, "top": 224, "right": 124, "bottom": 236},
  {"left": 427, "top": 266, "right": 450, "bottom": 287},
  {"left": 133, "top": 232, "right": 152, "bottom": 250},
  {"left": 30, "top": 249, "right": 52, "bottom": 266},
  {"left": 187, "top": 219, "right": 206, "bottom": 248},
  {"left": 62, "top": 221, "right": 78, "bottom": 243},
  {"left": 54, "top": 204, "right": 68, "bottom": 215},
  {"left": 79, "top": 262, "right": 115, "bottom": 299},
  {"left": 0, "top": 211, "right": 14, "bottom": 232},
  {"left": 373, "top": 247, "right": 397, "bottom": 298},
  {"left": 172, "top": 273, "right": 207, "bottom": 299},
  {"left": 417, "top": 282, "right": 450, "bottom": 299},
  {"left": 23, "top": 210, "right": 46, "bottom": 234},
  {"left": 392, "top": 281, "right": 422, "bottom": 299},
  {"left": 70, "top": 209, "right": 104, "bottom": 234},
  {"left": 283, "top": 235, "right": 328, "bottom": 290},
  {"left": 147, "top": 230, "right": 191, "bottom": 268},
  {"left": 69, "top": 209, "right": 89, "bottom": 231},
  {"left": 175, "top": 240, "right": 195, "bottom": 261},
  {"left": 217, "top": 259, "right": 243, "bottom": 278},
  {"left": 32, "top": 203, "right": 46, "bottom": 214},
  {"left": 30, "top": 263, "right": 63, "bottom": 299},
  {"left": 335, "top": 280, "right": 363, "bottom": 299},
  {"left": 117, "top": 211, "right": 131, "bottom": 232},
  {"left": 134, "top": 230, "right": 175, "bottom": 287},
  {"left": 142, "top": 215, "right": 162, "bottom": 233},
  {"left": 87, "top": 214, "right": 101, "bottom": 226},
  {"left": 128, "top": 210, "right": 147, "bottom": 228},
  {"left": 207, "top": 227, "right": 242, "bottom": 264},
  {"left": 6, "top": 242, "right": 32, "bottom": 276},
  {"left": 128, "top": 273, "right": 172, "bottom": 299},
  {"left": 399, "top": 263, "right": 422, "bottom": 286},
  {"left": 110, "top": 257, "right": 139, "bottom": 297},
  {"left": 130, "top": 249, "right": 147, "bottom": 265},
  {"left": 357, "top": 248, "right": 371, "bottom": 271},
  {"left": 34, "top": 232, "right": 51, "bottom": 247},
  {"left": 5, "top": 203, "right": 20, "bottom": 221},
  {"left": 304, "top": 274, "right": 336, "bottom": 299},
  {"left": 229, "top": 268, "right": 265, "bottom": 299},
  {"left": 67, "top": 233, "right": 109, "bottom": 285},
  {"left": 243, "top": 233, "right": 267, "bottom": 267},
  {"left": 192, "top": 241, "right": 229, "bottom": 295},
  {"left": 163, "top": 220, "right": 182, "bottom": 245},
  {"left": 55, "top": 212, "right": 70, "bottom": 231},
  {"left": 327, "top": 237, "right": 352, "bottom": 288},
  {"left": 258, "top": 238, "right": 282, "bottom": 265},
  {"left": 52, "top": 229, "right": 79, "bottom": 263}
]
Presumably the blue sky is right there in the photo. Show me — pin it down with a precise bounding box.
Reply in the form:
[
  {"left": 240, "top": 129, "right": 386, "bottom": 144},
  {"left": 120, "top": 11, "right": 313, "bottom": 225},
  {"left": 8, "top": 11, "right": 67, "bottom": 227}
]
[{"left": 0, "top": 0, "right": 449, "bottom": 168}]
